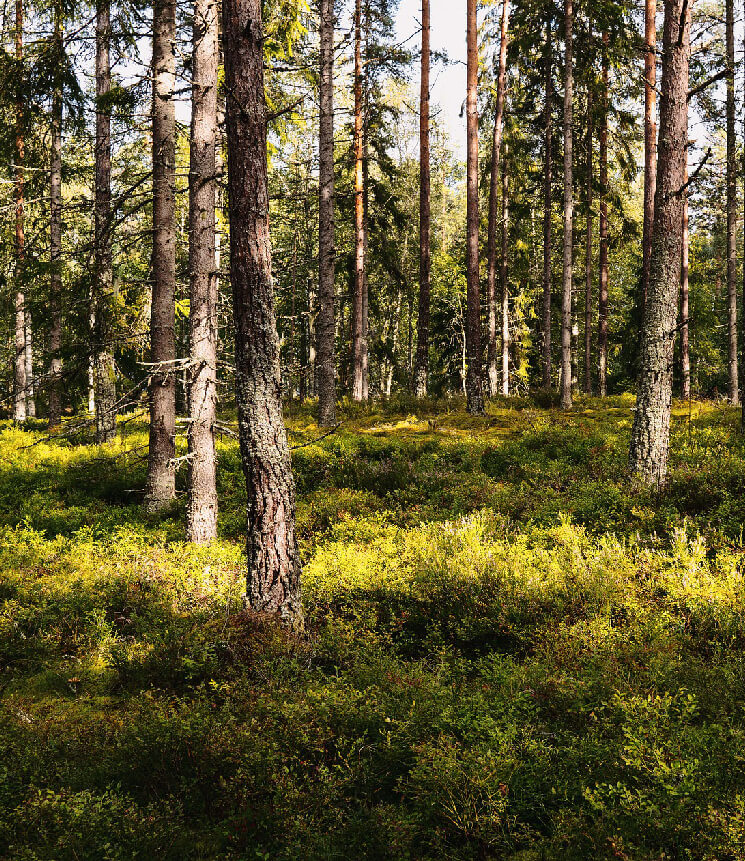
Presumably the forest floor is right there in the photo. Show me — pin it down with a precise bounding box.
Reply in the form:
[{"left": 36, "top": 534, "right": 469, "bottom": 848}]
[{"left": 2, "top": 395, "right": 745, "bottom": 860}]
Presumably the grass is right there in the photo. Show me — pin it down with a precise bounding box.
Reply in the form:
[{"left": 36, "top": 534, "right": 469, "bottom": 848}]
[{"left": 2, "top": 395, "right": 745, "bottom": 859}]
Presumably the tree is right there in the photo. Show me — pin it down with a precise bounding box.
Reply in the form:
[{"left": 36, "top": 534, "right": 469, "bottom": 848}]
[
  {"left": 145, "top": 0, "right": 177, "bottom": 508},
  {"left": 465, "top": 0, "right": 484, "bottom": 414},
  {"left": 47, "top": 1, "right": 63, "bottom": 428},
  {"left": 413, "top": 0, "right": 430, "bottom": 398},
  {"left": 629, "top": 0, "right": 690, "bottom": 484},
  {"left": 351, "top": 0, "right": 367, "bottom": 401},
  {"left": 186, "top": 0, "right": 219, "bottom": 541},
  {"left": 542, "top": 16, "right": 553, "bottom": 389},
  {"left": 316, "top": 0, "right": 337, "bottom": 424},
  {"left": 93, "top": 0, "right": 117, "bottom": 443},
  {"left": 486, "top": 0, "right": 509, "bottom": 397},
  {"left": 560, "top": 0, "right": 574, "bottom": 410},
  {"left": 598, "top": 32, "right": 609, "bottom": 397},
  {"left": 500, "top": 146, "right": 510, "bottom": 396},
  {"left": 681, "top": 151, "right": 690, "bottom": 399},
  {"left": 583, "top": 69, "right": 593, "bottom": 394},
  {"left": 642, "top": 0, "right": 657, "bottom": 309},
  {"left": 725, "top": 0, "right": 737, "bottom": 403},
  {"left": 223, "top": 0, "right": 303, "bottom": 625},
  {"left": 14, "top": 0, "right": 26, "bottom": 423}
]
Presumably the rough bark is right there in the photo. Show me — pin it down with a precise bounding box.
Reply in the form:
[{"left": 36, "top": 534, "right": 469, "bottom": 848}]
[
  {"left": 598, "top": 36, "right": 609, "bottom": 397},
  {"left": 629, "top": 0, "right": 690, "bottom": 485},
  {"left": 146, "top": 0, "right": 177, "bottom": 508},
  {"left": 48, "top": 3, "right": 63, "bottom": 429},
  {"left": 13, "top": 0, "right": 25, "bottom": 423},
  {"left": 316, "top": 0, "right": 336, "bottom": 425},
  {"left": 500, "top": 148, "right": 510, "bottom": 396},
  {"left": 351, "top": 0, "right": 366, "bottom": 401},
  {"left": 465, "top": 0, "right": 484, "bottom": 414},
  {"left": 542, "top": 19, "right": 553, "bottom": 389},
  {"left": 642, "top": 0, "right": 657, "bottom": 309},
  {"left": 413, "top": 0, "right": 431, "bottom": 398},
  {"left": 186, "top": 0, "right": 219, "bottom": 542},
  {"left": 681, "top": 154, "right": 690, "bottom": 399},
  {"left": 584, "top": 87, "right": 593, "bottom": 395},
  {"left": 560, "top": 0, "right": 574, "bottom": 410},
  {"left": 25, "top": 312, "right": 34, "bottom": 417},
  {"left": 486, "top": 0, "right": 509, "bottom": 398},
  {"left": 94, "top": 0, "right": 117, "bottom": 443},
  {"left": 726, "top": 0, "right": 738, "bottom": 403},
  {"left": 223, "top": 0, "right": 302, "bottom": 626}
]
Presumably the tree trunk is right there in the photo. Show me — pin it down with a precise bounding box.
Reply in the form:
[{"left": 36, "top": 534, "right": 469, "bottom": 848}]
[
  {"left": 94, "top": 0, "right": 117, "bottom": 443},
  {"left": 598, "top": 33, "right": 609, "bottom": 397},
  {"left": 542, "top": 18, "right": 553, "bottom": 389},
  {"left": 681, "top": 154, "right": 690, "bottom": 399},
  {"left": 465, "top": 0, "right": 484, "bottom": 414},
  {"left": 726, "top": 0, "right": 738, "bottom": 403},
  {"left": 629, "top": 0, "right": 690, "bottom": 485},
  {"left": 146, "top": 0, "right": 177, "bottom": 508},
  {"left": 500, "top": 148, "right": 510, "bottom": 396},
  {"left": 25, "top": 313, "right": 34, "bottom": 417},
  {"left": 486, "top": 0, "right": 509, "bottom": 398},
  {"left": 413, "top": 0, "right": 431, "bottom": 398},
  {"left": 584, "top": 87, "right": 593, "bottom": 395},
  {"left": 13, "top": 0, "right": 26, "bottom": 423},
  {"left": 48, "top": 3, "right": 63, "bottom": 429},
  {"left": 316, "top": 0, "right": 337, "bottom": 424},
  {"left": 560, "top": 0, "right": 574, "bottom": 410},
  {"left": 351, "top": 0, "right": 366, "bottom": 401},
  {"left": 642, "top": 0, "right": 657, "bottom": 309},
  {"left": 223, "top": 0, "right": 302, "bottom": 626},
  {"left": 186, "top": 0, "right": 219, "bottom": 542}
]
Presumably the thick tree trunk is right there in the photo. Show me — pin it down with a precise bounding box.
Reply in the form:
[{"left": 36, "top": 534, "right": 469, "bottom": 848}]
[
  {"left": 94, "top": 0, "right": 117, "bottom": 442},
  {"left": 186, "top": 0, "right": 219, "bottom": 542},
  {"left": 584, "top": 88, "right": 593, "bottom": 395},
  {"left": 681, "top": 155, "right": 690, "bottom": 399},
  {"left": 465, "top": 0, "right": 484, "bottom": 414},
  {"left": 486, "top": 0, "right": 509, "bottom": 398},
  {"left": 223, "top": 0, "right": 302, "bottom": 626},
  {"left": 316, "top": 0, "right": 337, "bottom": 424},
  {"left": 542, "top": 20, "right": 553, "bottom": 389},
  {"left": 629, "top": 0, "right": 690, "bottom": 485},
  {"left": 598, "top": 34, "right": 609, "bottom": 397},
  {"left": 560, "top": 0, "right": 574, "bottom": 410},
  {"left": 413, "top": 0, "right": 431, "bottom": 398},
  {"left": 500, "top": 149, "right": 509, "bottom": 396},
  {"left": 642, "top": 0, "right": 657, "bottom": 309},
  {"left": 351, "top": 0, "right": 367, "bottom": 401},
  {"left": 146, "top": 0, "right": 177, "bottom": 508},
  {"left": 48, "top": 5, "right": 63, "bottom": 429},
  {"left": 726, "top": 0, "right": 738, "bottom": 403},
  {"left": 14, "top": 0, "right": 26, "bottom": 423}
]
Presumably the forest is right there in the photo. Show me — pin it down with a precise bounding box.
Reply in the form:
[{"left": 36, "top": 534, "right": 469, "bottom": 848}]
[{"left": 2, "top": 0, "right": 745, "bottom": 857}]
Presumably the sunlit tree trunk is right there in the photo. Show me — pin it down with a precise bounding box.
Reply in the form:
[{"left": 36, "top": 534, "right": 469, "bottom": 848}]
[
  {"left": 25, "top": 315, "right": 34, "bottom": 416},
  {"left": 94, "top": 0, "right": 117, "bottom": 442},
  {"left": 223, "top": 0, "right": 302, "bottom": 626},
  {"left": 186, "top": 0, "right": 219, "bottom": 542},
  {"left": 560, "top": 0, "right": 574, "bottom": 410},
  {"left": 316, "top": 0, "right": 337, "bottom": 424},
  {"left": 681, "top": 153, "right": 690, "bottom": 399},
  {"left": 351, "top": 0, "right": 367, "bottom": 401},
  {"left": 642, "top": 0, "right": 657, "bottom": 309},
  {"left": 414, "top": 0, "right": 431, "bottom": 398},
  {"left": 486, "top": 0, "right": 509, "bottom": 398},
  {"left": 629, "top": 0, "right": 691, "bottom": 485},
  {"left": 584, "top": 87, "right": 593, "bottom": 395},
  {"left": 146, "top": 0, "right": 177, "bottom": 508},
  {"left": 726, "top": 0, "right": 738, "bottom": 403},
  {"left": 542, "top": 19, "right": 553, "bottom": 389},
  {"left": 14, "top": 0, "right": 26, "bottom": 423},
  {"left": 48, "top": 2, "right": 63, "bottom": 428},
  {"left": 465, "top": 0, "right": 484, "bottom": 414},
  {"left": 598, "top": 36, "right": 609, "bottom": 397},
  {"left": 500, "top": 148, "right": 510, "bottom": 396}
]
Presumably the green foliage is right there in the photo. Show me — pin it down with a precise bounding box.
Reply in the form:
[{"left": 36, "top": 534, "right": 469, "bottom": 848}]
[{"left": 3, "top": 400, "right": 745, "bottom": 859}]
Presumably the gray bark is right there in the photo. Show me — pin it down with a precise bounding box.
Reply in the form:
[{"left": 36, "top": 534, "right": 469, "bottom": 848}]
[
  {"left": 48, "top": 3, "right": 63, "bottom": 428},
  {"left": 560, "top": 0, "right": 574, "bottom": 409}
]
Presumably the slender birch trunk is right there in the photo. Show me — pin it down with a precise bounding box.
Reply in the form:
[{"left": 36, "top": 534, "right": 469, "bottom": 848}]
[
  {"left": 14, "top": 0, "right": 26, "bottom": 423},
  {"left": 560, "top": 0, "right": 574, "bottom": 410},
  {"left": 726, "top": 0, "right": 738, "bottom": 403},
  {"left": 500, "top": 148, "right": 510, "bottom": 396},
  {"left": 48, "top": 2, "right": 63, "bottom": 428},
  {"left": 681, "top": 153, "right": 690, "bottom": 399},
  {"left": 584, "top": 87, "right": 593, "bottom": 395},
  {"left": 351, "top": 0, "right": 366, "bottom": 401},
  {"left": 414, "top": 0, "right": 431, "bottom": 397},
  {"left": 542, "top": 19, "right": 553, "bottom": 388},
  {"left": 598, "top": 33, "right": 609, "bottom": 397}
]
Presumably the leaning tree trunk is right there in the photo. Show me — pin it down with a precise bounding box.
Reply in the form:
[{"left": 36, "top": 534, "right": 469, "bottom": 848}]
[
  {"left": 48, "top": 2, "right": 63, "bottom": 428},
  {"left": 146, "top": 0, "right": 177, "bottom": 509},
  {"left": 351, "top": 0, "right": 366, "bottom": 402},
  {"left": 542, "top": 19, "right": 553, "bottom": 389},
  {"left": 584, "top": 86, "right": 593, "bottom": 395},
  {"left": 93, "top": 0, "right": 117, "bottom": 442},
  {"left": 500, "top": 147, "right": 510, "bottom": 396},
  {"left": 316, "top": 0, "right": 337, "bottom": 425},
  {"left": 413, "top": 0, "right": 431, "bottom": 398},
  {"left": 629, "top": 0, "right": 691, "bottom": 485},
  {"left": 598, "top": 35, "right": 609, "bottom": 397},
  {"left": 186, "top": 0, "right": 219, "bottom": 542},
  {"left": 642, "top": 0, "right": 657, "bottom": 310},
  {"left": 223, "top": 0, "right": 302, "bottom": 626},
  {"left": 681, "top": 154, "right": 690, "bottom": 399},
  {"left": 726, "top": 0, "right": 738, "bottom": 403},
  {"left": 560, "top": 0, "right": 574, "bottom": 410},
  {"left": 13, "top": 0, "right": 26, "bottom": 423},
  {"left": 486, "top": 0, "right": 509, "bottom": 398},
  {"left": 465, "top": 0, "right": 484, "bottom": 414}
]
